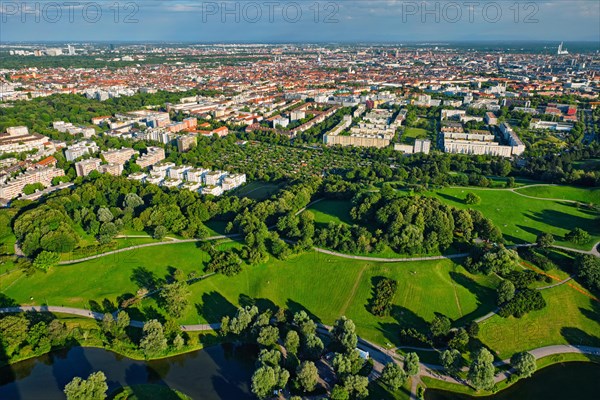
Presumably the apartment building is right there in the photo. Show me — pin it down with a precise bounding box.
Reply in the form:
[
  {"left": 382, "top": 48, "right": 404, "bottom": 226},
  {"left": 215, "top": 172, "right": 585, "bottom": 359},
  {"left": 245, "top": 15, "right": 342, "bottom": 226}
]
[
  {"left": 64, "top": 141, "right": 99, "bottom": 162},
  {"left": 0, "top": 127, "right": 49, "bottom": 155},
  {"left": 221, "top": 173, "right": 247, "bottom": 190},
  {"left": 136, "top": 147, "right": 166, "bottom": 169},
  {"left": 201, "top": 185, "right": 224, "bottom": 196},
  {"left": 168, "top": 165, "right": 190, "bottom": 180},
  {"left": 75, "top": 158, "right": 102, "bottom": 177},
  {"left": 0, "top": 166, "right": 65, "bottom": 200},
  {"left": 176, "top": 134, "right": 197, "bottom": 152},
  {"left": 101, "top": 147, "right": 136, "bottom": 165},
  {"left": 99, "top": 163, "right": 123, "bottom": 176},
  {"left": 394, "top": 139, "right": 432, "bottom": 154},
  {"left": 151, "top": 161, "right": 176, "bottom": 177},
  {"left": 204, "top": 170, "right": 225, "bottom": 186},
  {"left": 499, "top": 123, "right": 526, "bottom": 155},
  {"left": 186, "top": 168, "right": 209, "bottom": 183}
]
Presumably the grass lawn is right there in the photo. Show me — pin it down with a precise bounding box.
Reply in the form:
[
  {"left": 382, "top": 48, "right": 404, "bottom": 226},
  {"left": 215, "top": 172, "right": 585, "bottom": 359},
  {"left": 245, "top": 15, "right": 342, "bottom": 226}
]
[
  {"left": 307, "top": 199, "right": 354, "bottom": 227},
  {"left": 514, "top": 185, "right": 600, "bottom": 205},
  {"left": 1, "top": 242, "right": 211, "bottom": 310},
  {"left": 401, "top": 127, "right": 428, "bottom": 144},
  {"left": 234, "top": 180, "right": 283, "bottom": 200},
  {"left": 429, "top": 187, "right": 600, "bottom": 251},
  {"left": 478, "top": 283, "right": 600, "bottom": 359},
  {"left": 0, "top": 243, "right": 499, "bottom": 349}
]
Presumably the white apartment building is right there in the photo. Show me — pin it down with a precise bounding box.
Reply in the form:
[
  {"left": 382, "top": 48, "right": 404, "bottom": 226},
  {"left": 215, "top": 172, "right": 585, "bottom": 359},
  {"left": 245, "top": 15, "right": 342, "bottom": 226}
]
[
  {"left": 204, "top": 171, "right": 225, "bottom": 186},
  {"left": 221, "top": 173, "right": 247, "bottom": 191},
  {"left": 168, "top": 165, "right": 191, "bottom": 180},
  {"left": 186, "top": 168, "right": 209, "bottom": 183},
  {"left": 64, "top": 141, "right": 99, "bottom": 162},
  {"left": 201, "top": 185, "right": 224, "bottom": 196},
  {"left": 145, "top": 173, "right": 164, "bottom": 186},
  {"left": 151, "top": 161, "right": 176, "bottom": 178},
  {"left": 394, "top": 139, "right": 432, "bottom": 155}
]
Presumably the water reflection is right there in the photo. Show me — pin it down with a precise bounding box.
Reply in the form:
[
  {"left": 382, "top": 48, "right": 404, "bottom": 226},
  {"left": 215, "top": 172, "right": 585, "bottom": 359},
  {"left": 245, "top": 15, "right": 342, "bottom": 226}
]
[
  {"left": 425, "top": 362, "right": 600, "bottom": 400},
  {"left": 0, "top": 344, "right": 256, "bottom": 400}
]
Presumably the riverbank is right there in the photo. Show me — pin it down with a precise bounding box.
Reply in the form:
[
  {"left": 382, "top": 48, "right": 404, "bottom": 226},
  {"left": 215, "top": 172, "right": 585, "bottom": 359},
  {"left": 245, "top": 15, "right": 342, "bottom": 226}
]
[{"left": 421, "top": 353, "right": 600, "bottom": 397}]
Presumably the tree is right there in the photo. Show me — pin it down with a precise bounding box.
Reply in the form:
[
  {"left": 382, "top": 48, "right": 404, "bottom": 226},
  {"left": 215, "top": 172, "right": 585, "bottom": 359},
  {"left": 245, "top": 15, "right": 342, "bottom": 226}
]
[
  {"left": 332, "top": 316, "right": 358, "bottom": 353},
  {"left": 173, "top": 334, "right": 185, "bottom": 350},
  {"left": 159, "top": 281, "right": 190, "bottom": 318},
  {"left": 0, "top": 315, "right": 29, "bottom": 355},
  {"left": 565, "top": 228, "right": 591, "bottom": 245},
  {"left": 465, "top": 193, "right": 481, "bottom": 205},
  {"left": 115, "top": 310, "right": 130, "bottom": 338},
  {"left": 293, "top": 311, "right": 317, "bottom": 337},
  {"left": 97, "top": 207, "right": 114, "bottom": 223},
  {"left": 468, "top": 348, "right": 495, "bottom": 391},
  {"left": 101, "top": 313, "right": 115, "bottom": 338},
  {"left": 303, "top": 334, "right": 324, "bottom": 360},
  {"left": 296, "top": 361, "right": 319, "bottom": 392},
  {"left": 343, "top": 374, "right": 369, "bottom": 399},
  {"left": 251, "top": 365, "right": 289, "bottom": 399},
  {"left": 257, "top": 325, "right": 279, "bottom": 347},
  {"left": 32, "top": 251, "right": 60, "bottom": 272},
  {"left": 382, "top": 362, "right": 407, "bottom": 390},
  {"left": 333, "top": 349, "right": 364, "bottom": 377},
  {"left": 440, "top": 349, "right": 462, "bottom": 375},
  {"left": 330, "top": 385, "right": 350, "bottom": 400},
  {"left": 284, "top": 330, "right": 300, "bottom": 355},
  {"left": 448, "top": 328, "right": 469, "bottom": 351},
  {"left": 429, "top": 314, "right": 451, "bottom": 337},
  {"left": 496, "top": 280, "right": 516, "bottom": 305},
  {"left": 536, "top": 232, "right": 555, "bottom": 248},
  {"left": 574, "top": 255, "right": 600, "bottom": 292},
  {"left": 258, "top": 349, "right": 281, "bottom": 367},
  {"left": 510, "top": 351, "right": 536, "bottom": 378},
  {"left": 139, "top": 319, "right": 167, "bottom": 357},
  {"left": 404, "top": 352, "right": 420, "bottom": 376},
  {"left": 64, "top": 371, "right": 108, "bottom": 400},
  {"left": 368, "top": 278, "right": 398, "bottom": 317},
  {"left": 153, "top": 225, "right": 168, "bottom": 240}
]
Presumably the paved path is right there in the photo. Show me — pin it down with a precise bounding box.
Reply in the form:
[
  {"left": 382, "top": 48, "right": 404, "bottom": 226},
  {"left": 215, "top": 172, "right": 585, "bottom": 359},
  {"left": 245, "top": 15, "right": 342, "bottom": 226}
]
[{"left": 58, "top": 234, "right": 241, "bottom": 265}]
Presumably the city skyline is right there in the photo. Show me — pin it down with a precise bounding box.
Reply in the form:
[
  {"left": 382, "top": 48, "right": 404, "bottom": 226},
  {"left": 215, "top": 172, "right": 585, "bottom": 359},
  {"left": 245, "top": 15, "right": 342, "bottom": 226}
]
[{"left": 0, "top": 0, "right": 599, "bottom": 42}]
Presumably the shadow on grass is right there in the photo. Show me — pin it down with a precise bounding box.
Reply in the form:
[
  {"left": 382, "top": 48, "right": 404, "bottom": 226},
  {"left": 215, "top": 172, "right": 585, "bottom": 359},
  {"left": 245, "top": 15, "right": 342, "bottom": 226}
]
[
  {"left": 436, "top": 192, "right": 466, "bottom": 204},
  {"left": 195, "top": 291, "right": 238, "bottom": 324},
  {"left": 449, "top": 271, "right": 497, "bottom": 326},
  {"left": 377, "top": 304, "right": 430, "bottom": 348},
  {"left": 560, "top": 326, "right": 600, "bottom": 362}
]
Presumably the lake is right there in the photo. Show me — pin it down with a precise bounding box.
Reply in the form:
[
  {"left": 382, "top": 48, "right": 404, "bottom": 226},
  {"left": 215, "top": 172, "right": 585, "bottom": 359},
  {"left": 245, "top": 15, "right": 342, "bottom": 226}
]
[
  {"left": 425, "top": 361, "right": 600, "bottom": 400},
  {"left": 0, "top": 344, "right": 256, "bottom": 400}
]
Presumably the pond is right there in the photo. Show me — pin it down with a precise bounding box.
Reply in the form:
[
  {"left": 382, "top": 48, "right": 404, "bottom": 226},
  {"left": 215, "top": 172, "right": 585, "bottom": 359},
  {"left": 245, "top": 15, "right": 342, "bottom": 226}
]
[
  {"left": 425, "top": 361, "right": 600, "bottom": 400},
  {"left": 0, "top": 344, "right": 256, "bottom": 400}
]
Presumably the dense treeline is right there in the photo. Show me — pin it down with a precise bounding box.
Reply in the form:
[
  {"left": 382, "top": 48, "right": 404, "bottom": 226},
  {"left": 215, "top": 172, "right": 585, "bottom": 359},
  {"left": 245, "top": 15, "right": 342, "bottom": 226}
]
[
  {"left": 314, "top": 186, "right": 502, "bottom": 255},
  {"left": 11, "top": 173, "right": 251, "bottom": 258}
]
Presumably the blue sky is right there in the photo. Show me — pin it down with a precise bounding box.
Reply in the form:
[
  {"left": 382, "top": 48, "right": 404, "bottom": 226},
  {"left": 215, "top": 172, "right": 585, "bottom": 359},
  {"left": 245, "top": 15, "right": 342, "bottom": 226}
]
[{"left": 1, "top": 0, "right": 599, "bottom": 42}]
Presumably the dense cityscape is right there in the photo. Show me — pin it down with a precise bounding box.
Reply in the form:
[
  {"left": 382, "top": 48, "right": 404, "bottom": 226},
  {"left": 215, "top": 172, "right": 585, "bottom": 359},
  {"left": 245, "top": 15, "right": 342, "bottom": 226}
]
[{"left": 0, "top": 21, "right": 599, "bottom": 400}]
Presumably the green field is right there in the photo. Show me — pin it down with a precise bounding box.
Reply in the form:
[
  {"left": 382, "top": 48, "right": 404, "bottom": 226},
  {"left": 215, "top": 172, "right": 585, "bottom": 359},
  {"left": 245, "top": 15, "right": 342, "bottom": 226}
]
[
  {"left": 478, "top": 282, "right": 600, "bottom": 359},
  {"left": 0, "top": 243, "right": 498, "bottom": 348},
  {"left": 514, "top": 185, "right": 600, "bottom": 205},
  {"left": 401, "top": 127, "right": 428, "bottom": 144},
  {"left": 429, "top": 187, "right": 600, "bottom": 250},
  {"left": 308, "top": 199, "right": 354, "bottom": 227}
]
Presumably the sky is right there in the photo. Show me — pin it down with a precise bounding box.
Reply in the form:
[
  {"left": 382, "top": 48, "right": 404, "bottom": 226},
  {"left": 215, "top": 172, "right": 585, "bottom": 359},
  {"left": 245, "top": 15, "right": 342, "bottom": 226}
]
[{"left": 0, "top": 0, "right": 599, "bottom": 43}]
